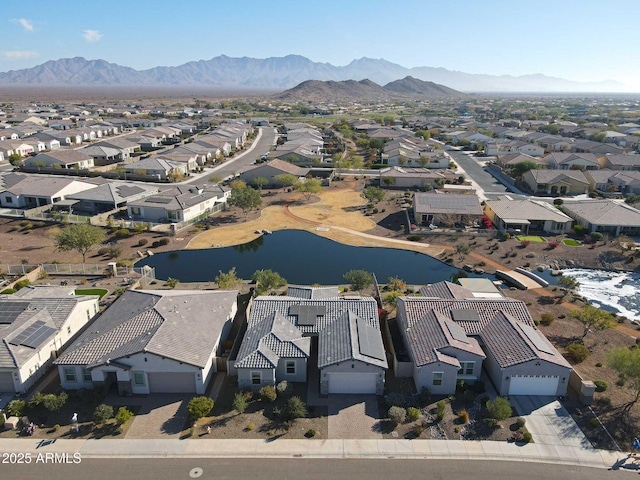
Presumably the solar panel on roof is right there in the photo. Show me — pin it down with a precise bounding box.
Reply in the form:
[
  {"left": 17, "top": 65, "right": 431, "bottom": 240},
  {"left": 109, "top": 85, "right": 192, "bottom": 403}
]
[
  {"left": 21, "top": 326, "right": 57, "bottom": 349},
  {"left": 445, "top": 320, "right": 470, "bottom": 344},
  {"left": 289, "top": 305, "right": 326, "bottom": 326},
  {"left": 0, "top": 301, "right": 28, "bottom": 324},
  {"left": 450, "top": 309, "right": 481, "bottom": 322},
  {"left": 356, "top": 317, "right": 385, "bottom": 361},
  {"left": 518, "top": 323, "right": 555, "bottom": 355},
  {"left": 9, "top": 320, "right": 45, "bottom": 346}
]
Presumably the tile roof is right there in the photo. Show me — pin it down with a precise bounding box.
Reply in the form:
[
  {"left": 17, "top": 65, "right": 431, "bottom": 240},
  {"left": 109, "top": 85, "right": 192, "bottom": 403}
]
[
  {"left": 561, "top": 200, "right": 640, "bottom": 227},
  {"left": 479, "top": 311, "right": 570, "bottom": 368},
  {"left": 67, "top": 182, "right": 155, "bottom": 203},
  {"left": 528, "top": 169, "right": 589, "bottom": 185},
  {"left": 419, "top": 281, "right": 474, "bottom": 299},
  {"left": 485, "top": 199, "right": 572, "bottom": 223},
  {"left": 413, "top": 192, "right": 483, "bottom": 215},
  {"left": 286, "top": 285, "right": 340, "bottom": 299},
  {"left": 54, "top": 290, "right": 238, "bottom": 369}
]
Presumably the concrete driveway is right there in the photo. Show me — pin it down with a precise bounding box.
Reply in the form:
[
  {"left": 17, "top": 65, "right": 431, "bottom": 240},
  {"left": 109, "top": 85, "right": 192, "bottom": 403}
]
[
  {"left": 106, "top": 393, "right": 192, "bottom": 439},
  {"left": 327, "top": 395, "right": 382, "bottom": 439},
  {"left": 511, "top": 396, "right": 591, "bottom": 448}
]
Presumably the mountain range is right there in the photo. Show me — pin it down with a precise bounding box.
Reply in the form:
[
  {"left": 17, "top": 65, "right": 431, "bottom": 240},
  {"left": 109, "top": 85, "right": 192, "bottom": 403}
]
[
  {"left": 274, "top": 77, "right": 463, "bottom": 103},
  {"left": 0, "top": 55, "right": 626, "bottom": 93}
]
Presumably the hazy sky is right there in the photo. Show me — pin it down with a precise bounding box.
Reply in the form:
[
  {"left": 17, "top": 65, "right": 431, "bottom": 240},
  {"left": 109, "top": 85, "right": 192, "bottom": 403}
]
[{"left": 1, "top": 0, "right": 639, "bottom": 89}]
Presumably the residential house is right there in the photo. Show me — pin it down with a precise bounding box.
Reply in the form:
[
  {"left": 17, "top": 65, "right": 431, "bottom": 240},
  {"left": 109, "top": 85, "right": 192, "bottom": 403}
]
[
  {"left": 396, "top": 282, "right": 571, "bottom": 396},
  {"left": 600, "top": 154, "right": 640, "bottom": 171},
  {"left": 0, "top": 173, "right": 95, "bottom": 208},
  {"left": 561, "top": 200, "right": 640, "bottom": 236},
  {"left": 127, "top": 184, "right": 230, "bottom": 223},
  {"left": 54, "top": 290, "right": 238, "bottom": 395},
  {"left": 80, "top": 145, "right": 124, "bottom": 166},
  {"left": 585, "top": 169, "right": 640, "bottom": 196},
  {"left": 24, "top": 150, "right": 94, "bottom": 170},
  {"left": 271, "top": 145, "right": 323, "bottom": 166},
  {"left": 412, "top": 192, "right": 483, "bottom": 227},
  {"left": 522, "top": 169, "right": 590, "bottom": 195},
  {"left": 239, "top": 159, "right": 310, "bottom": 187},
  {"left": 0, "top": 140, "right": 36, "bottom": 159},
  {"left": 0, "top": 286, "right": 100, "bottom": 394},
  {"left": 378, "top": 166, "right": 455, "bottom": 189},
  {"left": 544, "top": 152, "right": 600, "bottom": 171},
  {"left": 122, "top": 157, "right": 187, "bottom": 181},
  {"left": 483, "top": 198, "right": 573, "bottom": 234},
  {"left": 495, "top": 153, "right": 546, "bottom": 170},
  {"left": 234, "top": 294, "right": 387, "bottom": 395},
  {"left": 67, "top": 182, "right": 158, "bottom": 214}
]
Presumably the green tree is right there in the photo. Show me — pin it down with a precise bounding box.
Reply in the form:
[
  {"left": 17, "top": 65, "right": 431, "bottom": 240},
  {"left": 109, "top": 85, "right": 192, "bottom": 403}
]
[
  {"left": 570, "top": 304, "right": 615, "bottom": 341},
  {"left": 251, "top": 269, "right": 287, "bottom": 295},
  {"left": 511, "top": 161, "right": 539, "bottom": 178},
  {"left": 233, "top": 392, "right": 248, "bottom": 414},
  {"left": 608, "top": 347, "right": 640, "bottom": 412},
  {"left": 93, "top": 404, "right": 114, "bottom": 425},
  {"left": 42, "top": 392, "right": 68, "bottom": 414},
  {"left": 228, "top": 184, "right": 262, "bottom": 220},
  {"left": 115, "top": 406, "right": 134, "bottom": 425},
  {"left": 54, "top": 224, "right": 106, "bottom": 262},
  {"left": 6, "top": 399, "right": 25, "bottom": 417},
  {"left": 417, "top": 155, "right": 430, "bottom": 168},
  {"left": 187, "top": 396, "right": 214, "bottom": 420},
  {"left": 557, "top": 275, "right": 580, "bottom": 290},
  {"left": 383, "top": 291, "right": 401, "bottom": 308},
  {"left": 8, "top": 153, "right": 22, "bottom": 166},
  {"left": 343, "top": 269, "right": 373, "bottom": 291},
  {"left": 415, "top": 130, "right": 431, "bottom": 140},
  {"left": 274, "top": 173, "right": 298, "bottom": 190},
  {"left": 486, "top": 397, "right": 512, "bottom": 421},
  {"left": 363, "top": 186, "right": 385, "bottom": 204},
  {"left": 283, "top": 396, "right": 307, "bottom": 421},
  {"left": 295, "top": 178, "right": 322, "bottom": 200},
  {"left": 251, "top": 176, "right": 269, "bottom": 190},
  {"left": 382, "top": 177, "right": 395, "bottom": 187},
  {"left": 215, "top": 267, "right": 241, "bottom": 289},
  {"left": 387, "top": 276, "right": 407, "bottom": 292},
  {"left": 165, "top": 277, "right": 179, "bottom": 289}
]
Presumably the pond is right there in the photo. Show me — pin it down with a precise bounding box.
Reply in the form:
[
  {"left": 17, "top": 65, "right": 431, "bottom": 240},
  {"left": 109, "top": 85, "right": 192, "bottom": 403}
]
[{"left": 139, "top": 229, "right": 479, "bottom": 285}]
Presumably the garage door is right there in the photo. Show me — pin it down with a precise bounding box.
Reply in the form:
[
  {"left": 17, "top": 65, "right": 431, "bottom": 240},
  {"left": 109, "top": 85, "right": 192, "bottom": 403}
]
[
  {"left": 328, "top": 373, "right": 377, "bottom": 394},
  {"left": 147, "top": 372, "right": 196, "bottom": 393},
  {"left": 509, "top": 375, "right": 559, "bottom": 396},
  {"left": 0, "top": 371, "right": 15, "bottom": 393}
]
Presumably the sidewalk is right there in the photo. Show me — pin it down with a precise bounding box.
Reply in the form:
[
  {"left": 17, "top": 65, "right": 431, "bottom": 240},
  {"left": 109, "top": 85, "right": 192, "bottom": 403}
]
[{"left": 0, "top": 437, "right": 623, "bottom": 469}]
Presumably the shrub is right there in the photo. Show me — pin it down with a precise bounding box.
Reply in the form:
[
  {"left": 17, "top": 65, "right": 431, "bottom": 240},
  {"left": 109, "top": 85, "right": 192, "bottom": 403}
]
[
  {"left": 247, "top": 422, "right": 255, "bottom": 431},
  {"left": 283, "top": 396, "right": 307, "bottom": 421},
  {"left": 520, "top": 240, "right": 530, "bottom": 248},
  {"left": 388, "top": 406, "right": 407, "bottom": 425},
  {"left": 385, "top": 392, "right": 405, "bottom": 407},
  {"left": 590, "top": 232, "right": 603, "bottom": 242},
  {"left": 503, "top": 232, "right": 511, "bottom": 240},
  {"left": 158, "top": 238, "right": 170, "bottom": 246},
  {"left": 259, "top": 385, "right": 277, "bottom": 402},
  {"left": 6, "top": 399, "right": 25, "bottom": 417},
  {"left": 14, "top": 279, "right": 31, "bottom": 291},
  {"left": 53, "top": 424, "right": 60, "bottom": 431},
  {"left": 595, "top": 362, "right": 603, "bottom": 367},
  {"left": 137, "top": 238, "right": 148, "bottom": 247},
  {"left": 407, "top": 235, "right": 421, "bottom": 242},
  {"left": 616, "top": 378, "right": 625, "bottom": 387},
  {"left": 486, "top": 397, "right": 511, "bottom": 421},
  {"left": 165, "top": 277, "right": 179, "bottom": 289},
  {"left": 188, "top": 396, "right": 214, "bottom": 420},
  {"left": 589, "top": 418, "right": 599, "bottom": 428},
  {"left": 436, "top": 401, "right": 446, "bottom": 421},
  {"left": 520, "top": 427, "right": 532, "bottom": 443},
  {"left": 548, "top": 241, "right": 559, "bottom": 249},
  {"left": 540, "top": 313, "right": 555, "bottom": 326},
  {"left": 407, "top": 407, "right": 420, "bottom": 422},
  {"left": 233, "top": 392, "right": 248, "bottom": 414},
  {"left": 276, "top": 381, "right": 293, "bottom": 397},
  {"left": 114, "top": 228, "right": 130, "bottom": 238},
  {"left": 305, "top": 429, "right": 316, "bottom": 438},
  {"left": 594, "top": 380, "right": 608, "bottom": 392},
  {"left": 516, "top": 417, "right": 526, "bottom": 428},
  {"left": 28, "top": 392, "right": 44, "bottom": 409},
  {"left": 97, "top": 247, "right": 109, "bottom": 256},
  {"left": 413, "top": 424, "right": 424, "bottom": 436},
  {"left": 567, "top": 343, "right": 590, "bottom": 363},
  {"left": 115, "top": 406, "right": 134, "bottom": 425},
  {"left": 0, "top": 288, "right": 16, "bottom": 294},
  {"left": 458, "top": 409, "right": 470, "bottom": 424},
  {"left": 93, "top": 404, "right": 114, "bottom": 425},
  {"left": 598, "top": 396, "right": 612, "bottom": 407},
  {"left": 42, "top": 392, "right": 68, "bottom": 413}
]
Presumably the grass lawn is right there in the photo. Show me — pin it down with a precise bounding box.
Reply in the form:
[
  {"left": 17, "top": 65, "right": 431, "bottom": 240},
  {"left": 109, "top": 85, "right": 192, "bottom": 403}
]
[
  {"left": 75, "top": 288, "right": 108, "bottom": 299},
  {"left": 562, "top": 239, "right": 582, "bottom": 247},
  {"left": 515, "top": 235, "right": 546, "bottom": 243}
]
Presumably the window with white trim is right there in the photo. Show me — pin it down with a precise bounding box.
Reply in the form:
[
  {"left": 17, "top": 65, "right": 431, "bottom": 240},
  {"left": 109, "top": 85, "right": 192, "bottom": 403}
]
[
  {"left": 285, "top": 361, "right": 296, "bottom": 375},
  {"left": 433, "top": 372, "right": 443, "bottom": 386},
  {"left": 82, "top": 368, "right": 92, "bottom": 382},
  {"left": 251, "top": 371, "right": 261, "bottom": 385},
  {"left": 133, "top": 372, "right": 145, "bottom": 386}
]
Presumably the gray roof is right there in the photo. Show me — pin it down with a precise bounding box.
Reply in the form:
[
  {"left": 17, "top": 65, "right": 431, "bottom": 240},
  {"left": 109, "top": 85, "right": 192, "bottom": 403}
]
[
  {"left": 419, "top": 281, "right": 474, "bottom": 299},
  {"left": 479, "top": 311, "right": 570, "bottom": 368},
  {"left": 124, "top": 157, "right": 183, "bottom": 171},
  {"left": 561, "top": 200, "right": 640, "bottom": 227},
  {"left": 604, "top": 154, "right": 640, "bottom": 167},
  {"left": 54, "top": 289, "right": 238, "bottom": 369},
  {"left": 128, "top": 184, "right": 228, "bottom": 211},
  {"left": 402, "top": 309, "right": 485, "bottom": 368},
  {"left": 0, "top": 173, "right": 92, "bottom": 197},
  {"left": 528, "top": 169, "right": 589, "bottom": 185},
  {"left": 0, "top": 291, "right": 97, "bottom": 369},
  {"left": 413, "top": 193, "right": 483, "bottom": 215},
  {"left": 398, "top": 297, "right": 534, "bottom": 335},
  {"left": 286, "top": 285, "right": 341, "bottom": 299},
  {"left": 485, "top": 199, "right": 572, "bottom": 223},
  {"left": 80, "top": 145, "right": 122, "bottom": 158},
  {"left": 67, "top": 182, "right": 156, "bottom": 204},
  {"left": 234, "top": 312, "right": 310, "bottom": 369}
]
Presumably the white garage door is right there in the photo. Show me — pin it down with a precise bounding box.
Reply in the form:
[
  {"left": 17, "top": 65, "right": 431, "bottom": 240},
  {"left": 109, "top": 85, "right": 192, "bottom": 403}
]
[
  {"left": 328, "top": 373, "right": 377, "bottom": 394},
  {"left": 147, "top": 372, "right": 196, "bottom": 393},
  {"left": 0, "top": 371, "right": 15, "bottom": 393},
  {"left": 509, "top": 375, "right": 559, "bottom": 396}
]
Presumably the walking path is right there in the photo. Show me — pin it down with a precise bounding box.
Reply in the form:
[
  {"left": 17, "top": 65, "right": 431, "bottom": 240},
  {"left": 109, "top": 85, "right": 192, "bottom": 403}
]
[{"left": 0, "top": 437, "right": 624, "bottom": 469}]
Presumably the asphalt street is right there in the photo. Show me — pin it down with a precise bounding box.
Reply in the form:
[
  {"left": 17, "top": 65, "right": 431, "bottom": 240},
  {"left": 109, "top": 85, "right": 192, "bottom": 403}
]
[
  {"left": 185, "top": 127, "right": 277, "bottom": 185},
  {"left": 446, "top": 148, "right": 510, "bottom": 198},
  {"left": 1, "top": 458, "right": 620, "bottom": 480}
]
